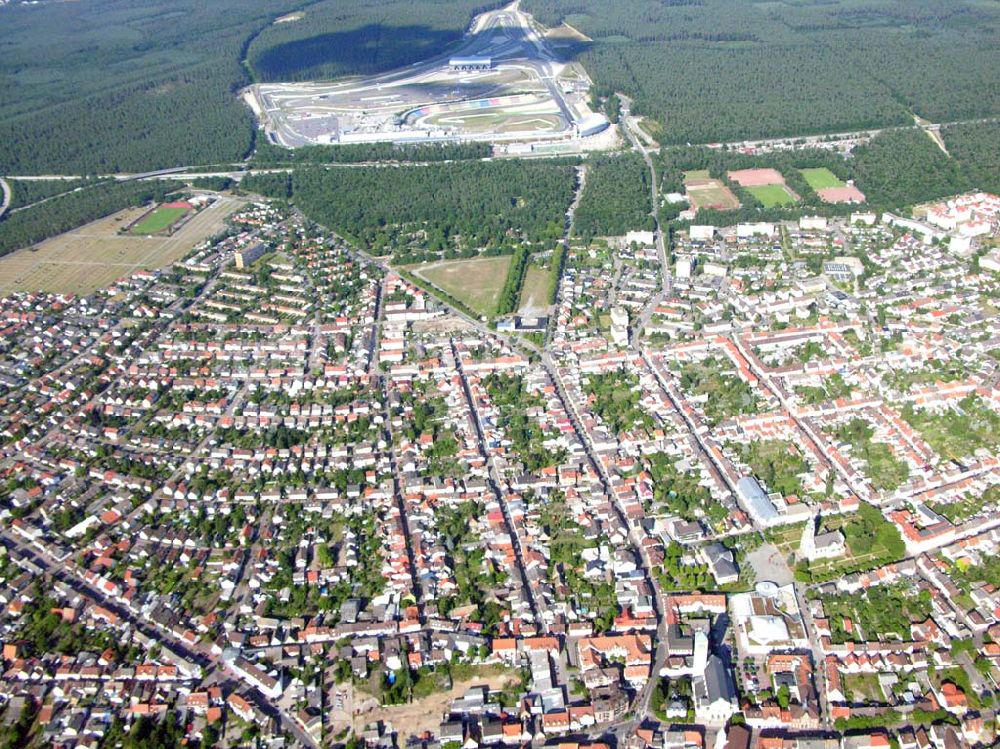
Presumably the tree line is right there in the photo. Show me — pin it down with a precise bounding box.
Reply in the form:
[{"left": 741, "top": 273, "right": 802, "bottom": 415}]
[
  {"left": 942, "top": 121, "right": 1000, "bottom": 195},
  {"left": 496, "top": 246, "right": 530, "bottom": 316},
  {"left": 252, "top": 140, "right": 491, "bottom": 166}
]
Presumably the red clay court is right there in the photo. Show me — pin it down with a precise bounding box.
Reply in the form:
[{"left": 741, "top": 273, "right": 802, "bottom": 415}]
[
  {"left": 817, "top": 185, "right": 866, "bottom": 204},
  {"left": 727, "top": 168, "right": 786, "bottom": 187}
]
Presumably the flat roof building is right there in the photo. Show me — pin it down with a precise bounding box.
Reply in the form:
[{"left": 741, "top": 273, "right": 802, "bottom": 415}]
[{"left": 449, "top": 56, "right": 492, "bottom": 70}]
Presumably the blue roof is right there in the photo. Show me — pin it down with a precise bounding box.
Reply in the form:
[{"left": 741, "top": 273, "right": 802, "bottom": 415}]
[{"left": 736, "top": 476, "right": 778, "bottom": 522}]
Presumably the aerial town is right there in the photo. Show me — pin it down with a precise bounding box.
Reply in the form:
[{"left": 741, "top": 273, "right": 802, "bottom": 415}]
[{"left": 0, "top": 184, "right": 999, "bottom": 749}]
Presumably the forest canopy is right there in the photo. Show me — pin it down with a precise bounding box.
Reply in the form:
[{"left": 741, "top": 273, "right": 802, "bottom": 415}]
[
  {"left": 0, "top": 0, "right": 495, "bottom": 175},
  {"left": 524, "top": 0, "right": 1000, "bottom": 144},
  {"left": 243, "top": 161, "right": 577, "bottom": 260}
]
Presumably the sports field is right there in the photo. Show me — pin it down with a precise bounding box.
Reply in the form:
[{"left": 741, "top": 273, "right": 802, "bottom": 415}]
[
  {"left": 0, "top": 196, "right": 243, "bottom": 296},
  {"left": 413, "top": 255, "right": 512, "bottom": 316},
  {"left": 727, "top": 168, "right": 785, "bottom": 187},
  {"left": 800, "top": 168, "right": 846, "bottom": 190},
  {"left": 745, "top": 184, "right": 798, "bottom": 207},
  {"left": 129, "top": 205, "right": 190, "bottom": 235},
  {"left": 684, "top": 171, "right": 740, "bottom": 211}
]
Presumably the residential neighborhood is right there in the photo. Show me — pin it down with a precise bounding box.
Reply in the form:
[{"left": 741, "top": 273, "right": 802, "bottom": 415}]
[{"left": 1, "top": 192, "right": 1000, "bottom": 749}]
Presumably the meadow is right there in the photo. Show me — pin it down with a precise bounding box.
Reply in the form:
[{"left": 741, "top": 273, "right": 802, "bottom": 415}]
[{"left": 414, "top": 256, "right": 513, "bottom": 316}]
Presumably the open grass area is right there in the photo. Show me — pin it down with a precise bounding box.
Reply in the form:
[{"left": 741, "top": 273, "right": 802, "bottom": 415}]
[
  {"left": 688, "top": 184, "right": 741, "bottom": 211},
  {"left": 129, "top": 206, "right": 189, "bottom": 235},
  {"left": 764, "top": 522, "right": 808, "bottom": 555},
  {"left": 745, "top": 184, "right": 798, "bottom": 207},
  {"left": 0, "top": 196, "right": 243, "bottom": 296},
  {"left": 413, "top": 255, "right": 512, "bottom": 316},
  {"left": 800, "top": 167, "right": 846, "bottom": 190},
  {"left": 843, "top": 672, "right": 886, "bottom": 703},
  {"left": 637, "top": 117, "right": 663, "bottom": 143},
  {"left": 355, "top": 665, "right": 519, "bottom": 739},
  {"left": 518, "top": 264, "right": 551, "bottom": 312},
  {"left": 684, "top": 172, "right": 741, "bottom": 211}
]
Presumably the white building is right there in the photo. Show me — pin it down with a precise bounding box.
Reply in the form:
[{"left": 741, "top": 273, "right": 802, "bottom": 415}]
[
  {"left": 625, "top": 230, "right": 655, "bottom": 247},
  {"left": 689, "top": 225, "right": 715, "bottom": 242},
  {"left": 610, "top": 306, "right": 629, "bottom": 347},
  {"left": 737, "top": 223, "right": 776, "bottom": 239},
  {"left": 800, "top": 215, "right": 828, "bottom": 231}
]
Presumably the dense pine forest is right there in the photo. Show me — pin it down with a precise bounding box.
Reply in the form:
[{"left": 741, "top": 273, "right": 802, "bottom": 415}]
[
  {"left": 0, "top": 1, "right": 278, "bottom": 175},
  {"left": 942, "top": 121, "right": 1000, "bottom": 195},
  {"left": 251, "top": 141, "right": 491, "bottom": 166},
  {"left": 574, "top": 155, "right": 654, "bottom": 239},
  {"left": 247, "top": 0, "right": 501, "bottom": 82},
  {"left": 848, "top": 130, "right": 971, "bottom": 209},
  {"left": 1, "top": 0, "right": 996, "bottom": 174},
  {"left": 6, "top": 179, "right": 108, "bottom": 212},
  {"left": 524, "top": 0, "right": 1000, "bottom": 144},
  {"left": 0, "top": 0, "right": 494, "bottom": 176},
  {"left": 243, "top": 161, "right": 576, "bottom": 259}
]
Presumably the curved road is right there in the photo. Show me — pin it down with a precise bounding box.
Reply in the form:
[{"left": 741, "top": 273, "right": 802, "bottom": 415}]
[{"left": 0, "top": 177, "right": 11, "bottom": 221}]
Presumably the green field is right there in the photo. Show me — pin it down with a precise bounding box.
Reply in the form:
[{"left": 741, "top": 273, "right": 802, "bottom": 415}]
[
  {"left": 519, "top": 264, "right": 551, "bottom": 311},
  {"left": 800, "top": 168, "right": 846, "bottom": 191},
  {"left": 129, "top": 206, "right": 189, "bottom": 235},
  {"left": 745, "top": 184, "right": 798, "bottom": 207},
  {"left": 415, "top": 255, "right": 512, "bottom": 316}
]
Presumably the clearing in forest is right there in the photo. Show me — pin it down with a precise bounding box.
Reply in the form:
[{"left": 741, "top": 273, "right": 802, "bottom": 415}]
[
  {"left": 412, "top": 255, "right": 512, "bottom": 316},
  {"left": 518, "top": 263, "right": 551, "bottom": 313},
  {"left": 800, "top": 167, "right": 845, "bottom": 190},
  {"left": 745, "top": 183, "right": 798, "bottom": 207},
  {"left": 727, "top": 168, "right": 785, "bottom": 187},
  {"left": 684, "top": 171, "right": 740, "bottom": 212},
  {"left": 801, "top": 168, "right": 866, "bottom": 203}
]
